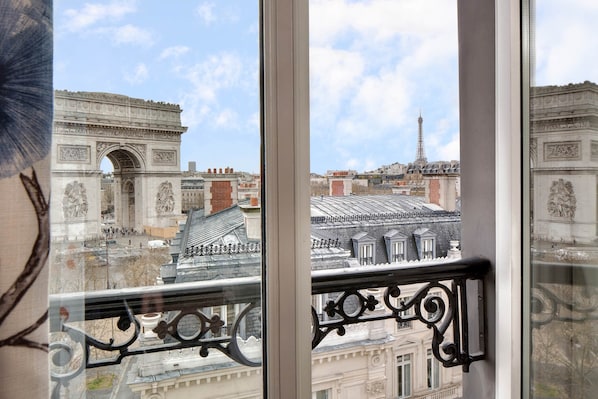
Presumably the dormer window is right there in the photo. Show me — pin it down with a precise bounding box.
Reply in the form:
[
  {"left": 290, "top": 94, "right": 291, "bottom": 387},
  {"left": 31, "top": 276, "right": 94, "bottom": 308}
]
[
  {"left": 413, "top": 228, "right": 437, "bottom": 260},
  {"left": 352, "top": 232, "right": 376, "bottom": 265},
  {"left": 384, "top": 229, "right": 407, "bottom": 263}
]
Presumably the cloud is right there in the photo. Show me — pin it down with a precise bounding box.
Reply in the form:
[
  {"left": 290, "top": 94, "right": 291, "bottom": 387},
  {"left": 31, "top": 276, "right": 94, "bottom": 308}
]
[
  {"left": 124, "top": 63, "right": 149, "bottom": 84},
  {"left": 434, "top": 132, "right": 460, "bottom": 162},
  {"left": 214, "top": 109, "right": 239, "bottom": 128},
  {"left": 196, "top": 2, "right": 216, "bottom": 25},
  {"left": 307, "top": 0, "right": 460, "bottom": 172},
  {"left": 159, "top": 45, "right": 190, "bottom": 60},
  {"left": 176, "top": 52, "right": 256, "bottom": 129},
  {"left": 310, "top": 0, "right": 456, "bottom": 47},
  {"left": 63, "top": 1, "right": 137, "bottom": 32},
  {"left": 111, "top": 24, "right": 153, "bottom": 46},
  {"left": 184, "top": 53, "right": 244, "bottom": 102},
  {"left": 534, "top": 0, "right": 598, "bottom": 85}
]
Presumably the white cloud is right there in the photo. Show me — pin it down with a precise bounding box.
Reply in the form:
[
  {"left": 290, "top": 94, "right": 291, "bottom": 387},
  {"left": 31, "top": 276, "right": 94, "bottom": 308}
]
[
  {"left": 434, "top": 132, "right": 460, "bottom": 162},
  {"left": 176, "top": 52, "right": 256, "bottom": 129},
  {"left": 534, "top": 0, "right": 598, "bottom": 85},
  {"left": 196, "top": 2, "right": 216, "bottom": 25},
  {"left": 63, "top": 1, "right": 137, "bottom": 32},
  {"left": 124, "top": 63, "right": 149, "bottom": 85},
  {"left": 111, "top": 24, "right": 153, "bottom": 46},
  {"left": 214, "top": 109, "right": 239, "bottom": 128},
  {"left": 159, "top": 45, "right": 190, "bottom": 60},
  {"left": 310, "top": 47, "right": 364, "bottom": 123},
  {"left": 308, "top": 0, "right": 459, "bottom": 167},
  {"left": 184, "top": 53, "right": 244, "bottom": 102},
  {"left": 310, "top": 0, "right": 456, "bottom": 47}
]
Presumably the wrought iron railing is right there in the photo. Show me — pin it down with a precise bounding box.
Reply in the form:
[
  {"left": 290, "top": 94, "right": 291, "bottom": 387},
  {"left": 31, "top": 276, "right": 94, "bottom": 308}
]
[
  {"left": 49, "top": 256, "right": 490, "bottom": 395},
  {"left": 530, "top": 260, "right": 598, "bottom": 327}
]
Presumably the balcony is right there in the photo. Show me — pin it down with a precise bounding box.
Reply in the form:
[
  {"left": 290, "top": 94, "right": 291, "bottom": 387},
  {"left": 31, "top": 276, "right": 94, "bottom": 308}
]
[{"left": 49, "top": 256, "right": 490, "bottom": 396}]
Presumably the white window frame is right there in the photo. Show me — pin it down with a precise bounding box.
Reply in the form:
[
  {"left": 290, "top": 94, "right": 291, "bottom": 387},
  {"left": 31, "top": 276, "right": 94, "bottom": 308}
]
[
  {"left": 422, "top": 238, "right": 434, "bottom": 260},
  {"left": 391, "top": 240, "right": 406, "bottom": 262},
  {"left": 263, "top": 0, "right": 522, "bottom": 397},
  {"left": 359, "top": 243, "right": 374, "bottom": 265},
  {"left": 396, "top": 354, "right": 412, "bottom": 398},
  {"left": 426, "top": 348, "right": 440, "bottom": 390}
]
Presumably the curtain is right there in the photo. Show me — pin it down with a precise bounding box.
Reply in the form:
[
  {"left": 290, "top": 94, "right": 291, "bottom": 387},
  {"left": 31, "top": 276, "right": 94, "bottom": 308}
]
[{"left": 0, "top": 0, "right": 52, "bottom": 397}]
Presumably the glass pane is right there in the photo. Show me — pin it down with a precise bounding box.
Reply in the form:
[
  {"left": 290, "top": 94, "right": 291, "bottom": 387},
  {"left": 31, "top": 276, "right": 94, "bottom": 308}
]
[
  {"left": 50, "top": 1, "right": 263, "bottom": 397},
  {"left": 309, "top": 0, "right": 461, "bottom": 397},
  {"left": 527, "top": 1, "right": 598, "bottom": 398}
]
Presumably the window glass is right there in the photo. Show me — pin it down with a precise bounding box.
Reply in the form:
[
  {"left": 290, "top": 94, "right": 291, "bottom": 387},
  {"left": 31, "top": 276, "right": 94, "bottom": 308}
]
[
  {"left": 526, "top": 1, "right": 598, "bottom": 398},
  {"left": 50, "top": 1, "right": 263, "bottom": 398},
  {"left": 397, "top": 354, "right": 412, "bottom": 398},
  {"left": 427, "top": 348, "right": 440, "bottom": 390},
  {"left": 309, "top": 0, "right": 460, "bottom": 396}
]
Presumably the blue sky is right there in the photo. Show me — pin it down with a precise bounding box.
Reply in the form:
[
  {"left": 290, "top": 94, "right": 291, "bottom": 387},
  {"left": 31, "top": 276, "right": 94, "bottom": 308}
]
[{"left": 54, "top": 0, "right": 597, "bottom": 175}]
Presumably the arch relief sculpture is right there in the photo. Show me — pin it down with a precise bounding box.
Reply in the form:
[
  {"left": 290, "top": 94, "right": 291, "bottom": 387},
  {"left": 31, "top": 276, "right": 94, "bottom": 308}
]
[
  {"left": 63, "top": 181, "right": 89, "bottom": 219},
  {"left": 156, "top": 181, "right": 175, "bottom": 215},
  {"left": 547, "top": 178, "right": 576, "bottom": 219}
]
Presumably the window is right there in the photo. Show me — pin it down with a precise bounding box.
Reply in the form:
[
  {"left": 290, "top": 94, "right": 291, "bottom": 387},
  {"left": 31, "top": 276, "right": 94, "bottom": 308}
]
[
  {"left": 397, "top": 354, "right": 412, "bottom": 398},
  {"left": 359, "top": 243, "right": 374, "bottom": 265},
  {"left": 413, "top": 228, "right": 437, "bottom": 260},
  {"left": 352, "top": 232, "right": 376, "bottom": 265},
  {"left": 427, "top": 349, "right": 440, "bottom": 390},
  {"left": 0, "top": 0, "right": 537, "bottom": 397},
  {"left": 397, "top": 296, "right": 412, "bottom": 330},
  {"left": 313, "top": 388, "right": 331, "bottom": 399},
  {"left": 523, "top": 1, "right": 598, "bottom": 398},
  {"left": 422, "top": 239, "right": 434, "bottom": 260},
  {"left": 385, "top": 230, "right": 407, "bottom": 263}
]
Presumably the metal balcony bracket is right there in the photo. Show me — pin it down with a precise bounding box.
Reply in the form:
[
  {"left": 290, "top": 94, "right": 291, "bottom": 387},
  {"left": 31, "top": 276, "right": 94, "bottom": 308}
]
[{"left": 311, "top": 257, "right": 490, "bottom": 372}]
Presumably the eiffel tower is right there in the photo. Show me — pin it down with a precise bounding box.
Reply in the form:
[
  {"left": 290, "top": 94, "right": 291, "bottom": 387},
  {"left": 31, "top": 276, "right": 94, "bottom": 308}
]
[{"left": 415, "top": 112, "right": 427, "bottom": 165}]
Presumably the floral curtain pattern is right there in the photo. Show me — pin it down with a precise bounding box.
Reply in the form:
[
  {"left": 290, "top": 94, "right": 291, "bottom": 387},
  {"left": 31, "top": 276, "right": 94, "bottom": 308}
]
[{"left": 0, "top": 0, "right": 52, "bottom": 397}]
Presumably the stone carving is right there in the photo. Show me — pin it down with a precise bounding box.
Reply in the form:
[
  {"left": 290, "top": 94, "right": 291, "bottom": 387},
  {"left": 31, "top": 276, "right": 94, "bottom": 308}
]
[
  {"left": 365, "top": 380, "right": 385, "bottom": 395},
  {"left": 152, "top": 150, "right": 176, "bottom": 165},
  {"left": 129, "top": 143, "right": 147, "bottom": 158},
  {"left": 63, "top": 181, "right": 88, "bottom": 219},
  {"left": 533, "top": 117, "right": 591, "bottom": 133},
  {"left": 58, "top": 145, "right": 90, "bottom": 163},
  {"left": 547, "top": 179, "right": 576, "bottom": 219},
  {"left": 156, "top": 181, "right": 175, "bottom": 215},
  {"left": 96, "top": 141, "right": 117, "bottom": 155},
  {"left": 56, "top": 124, "right": 183, "bottom": 142},
  {"left": 544, "top": 141, "right": 581, "bottom": 161}
]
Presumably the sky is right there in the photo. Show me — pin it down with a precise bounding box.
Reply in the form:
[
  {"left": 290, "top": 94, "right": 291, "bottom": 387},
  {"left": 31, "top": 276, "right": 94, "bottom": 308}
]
[{"left": 53, "top": 0, "right": 598, "bottom": 175}]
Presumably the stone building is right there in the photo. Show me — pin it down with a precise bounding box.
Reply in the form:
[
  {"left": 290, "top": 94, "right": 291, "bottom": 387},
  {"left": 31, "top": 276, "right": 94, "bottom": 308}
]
[
  {"left": 530, "top": 81, "right": 598, "bottom": 244},
  {"left": 51, "top": 90, "right": 186, "bottom": 240},
  {"left": 134, "top": 194, "right": 463, "bottom": 398}
]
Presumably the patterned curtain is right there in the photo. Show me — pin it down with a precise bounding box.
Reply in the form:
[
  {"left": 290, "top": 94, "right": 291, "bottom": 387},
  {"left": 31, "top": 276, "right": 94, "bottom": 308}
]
[{"left": 0, "top": 0, "right": 52, "bottom": 397}]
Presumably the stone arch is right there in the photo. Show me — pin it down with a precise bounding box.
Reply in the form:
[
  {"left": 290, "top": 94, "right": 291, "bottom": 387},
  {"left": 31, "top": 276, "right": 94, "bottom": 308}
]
[
  {"left": 51, "top": 90, "right": 187, "bottom": 241},
  {"left": 97, "top": 143, "right": 147, "bottom": 171}
]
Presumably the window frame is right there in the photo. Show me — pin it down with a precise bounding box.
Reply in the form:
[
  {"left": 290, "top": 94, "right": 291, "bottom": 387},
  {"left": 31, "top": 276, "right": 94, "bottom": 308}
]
[
  {"left": 263, "top": 0, "right": 522, "bottom": 397},
  {"left": 426, "top": 348, "right": 441, "bottom": 390},
  {"left": 396, "top": 353, "right": 413, "bottom": 398}
]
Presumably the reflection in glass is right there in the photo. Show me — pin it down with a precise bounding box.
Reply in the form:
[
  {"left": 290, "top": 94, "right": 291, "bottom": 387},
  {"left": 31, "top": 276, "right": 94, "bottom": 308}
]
[{"left": 528, "top": 1, "right": 598, "bottom": 398}]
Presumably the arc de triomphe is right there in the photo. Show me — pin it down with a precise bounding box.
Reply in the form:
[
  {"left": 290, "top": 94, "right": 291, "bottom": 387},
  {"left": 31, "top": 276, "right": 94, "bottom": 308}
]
[{"left": 51, "top": 90, "right": 187, "bottom": 241}]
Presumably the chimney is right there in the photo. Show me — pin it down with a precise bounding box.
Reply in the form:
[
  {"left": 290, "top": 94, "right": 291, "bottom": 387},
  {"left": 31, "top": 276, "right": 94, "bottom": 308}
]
[
  {"left": 202, "top": 168, "right": 239, "bottom": 215},
  {"left": 424, "top": 175, "right": 458, "bottom": 211},
  {"left": 240, "top": 198, "right": 261, "bottom": 240},
  {"left": 328, "top": 171, "right": 353, "bottom": 196}
]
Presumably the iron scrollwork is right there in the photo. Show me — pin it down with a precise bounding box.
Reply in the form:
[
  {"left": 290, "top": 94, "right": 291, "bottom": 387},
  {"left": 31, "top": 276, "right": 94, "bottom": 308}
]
[
  {"left": 311, "top": 276, "right": 483, "bottom": 372},
  {"left": 50, "top": 298, "right": 262, "bottom": 396}
]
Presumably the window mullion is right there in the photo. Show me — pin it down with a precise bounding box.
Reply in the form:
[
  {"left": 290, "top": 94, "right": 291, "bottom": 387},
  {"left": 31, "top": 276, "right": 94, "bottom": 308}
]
[{"left": 263, "top": 0, "right": 311, "bottom": 398}]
